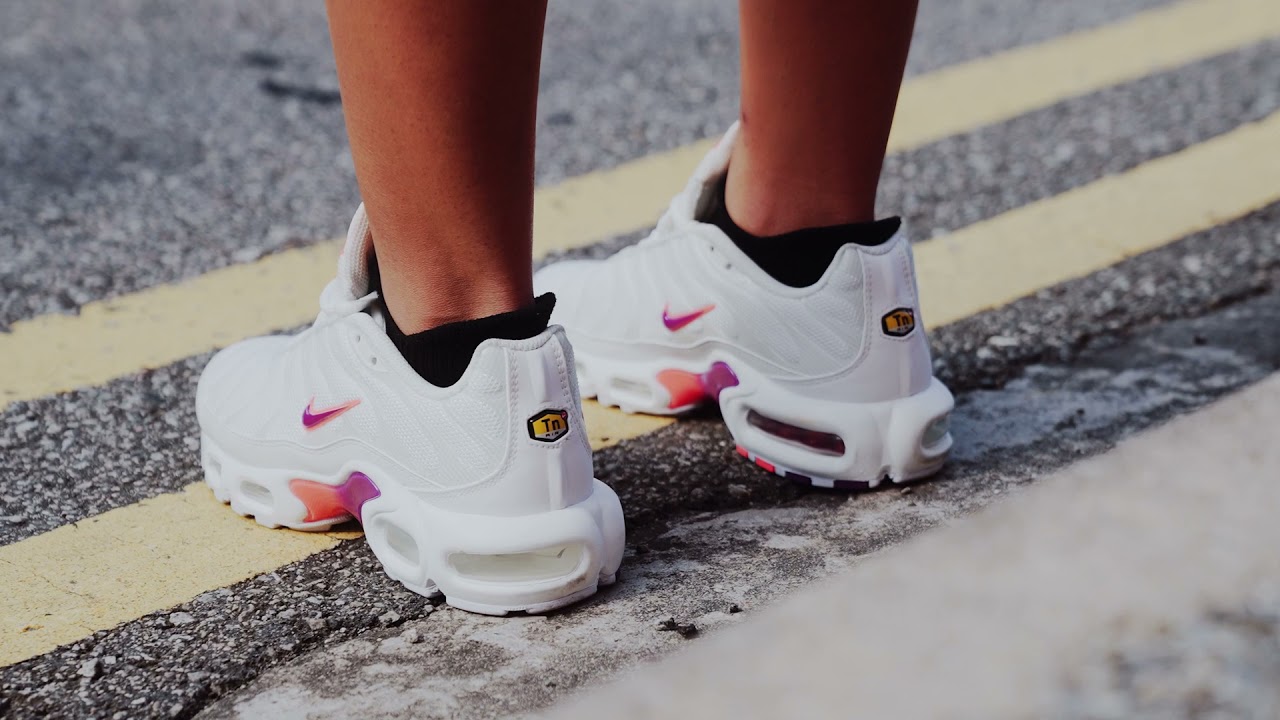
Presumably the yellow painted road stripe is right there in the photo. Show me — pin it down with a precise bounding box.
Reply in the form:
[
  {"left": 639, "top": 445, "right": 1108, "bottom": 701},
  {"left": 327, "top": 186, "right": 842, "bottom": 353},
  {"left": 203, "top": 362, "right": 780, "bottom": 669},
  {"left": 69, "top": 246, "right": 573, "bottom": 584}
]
[
  {"left": 6, "top": 109, "right": 1280, "bottom": 668},
  {"left": 920, "top": 111, "right": 1280, "bottom": 326},
  {"left": 0, "top": 486, "right": 358, "bottom": 667},
  {"left": 4, "top": 0, "right": 1278, "bottom": 412},
  {"left": 888, "top": 0, "right": 1280, "bottom": 152},
  {"left": 0, "top": 421, "right": 660, "bottom": 668}
]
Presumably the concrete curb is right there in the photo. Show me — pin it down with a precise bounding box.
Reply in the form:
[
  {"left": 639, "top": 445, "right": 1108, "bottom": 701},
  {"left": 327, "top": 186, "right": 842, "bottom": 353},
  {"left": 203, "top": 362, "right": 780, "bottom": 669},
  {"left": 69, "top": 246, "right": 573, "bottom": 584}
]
[{"left": 545, "top": 373, "right": 1280, "bottom": 719}]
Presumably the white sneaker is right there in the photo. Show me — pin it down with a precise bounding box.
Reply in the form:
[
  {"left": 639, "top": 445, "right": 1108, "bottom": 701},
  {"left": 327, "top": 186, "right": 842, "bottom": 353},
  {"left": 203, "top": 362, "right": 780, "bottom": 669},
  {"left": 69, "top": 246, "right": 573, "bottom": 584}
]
[
  {"left": 196, "top": 206, "right": 625, "bottom": 615},
  {"left": 535, "top": 124, "right": 954, "bottom": 489}
]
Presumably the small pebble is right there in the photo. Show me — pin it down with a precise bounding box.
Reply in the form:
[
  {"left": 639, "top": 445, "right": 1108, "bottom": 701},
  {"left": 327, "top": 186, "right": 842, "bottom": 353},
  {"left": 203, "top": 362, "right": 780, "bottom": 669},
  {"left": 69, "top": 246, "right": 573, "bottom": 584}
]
[
  {"left": 77, "top": 658, "right": 101, "bottom": 680},
  {"left": 378, "top": 610, "right": 403, "bottom": 627},
  {"left": 168, "top": 612, "right": 195, "bottom": 627},
  {"left": 400, "top": 627, "right": 424, "bottom": 644},
  {"left": 657, "top": 618, "right": 698, "bottom": 638},
  {"left": 306, "top": 617, "right": 326, "bottom": 631}
]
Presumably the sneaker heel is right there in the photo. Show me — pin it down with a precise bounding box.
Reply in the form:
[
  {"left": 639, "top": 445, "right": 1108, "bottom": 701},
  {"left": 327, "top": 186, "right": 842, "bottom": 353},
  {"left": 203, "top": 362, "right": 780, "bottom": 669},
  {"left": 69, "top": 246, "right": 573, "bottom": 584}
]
[
  {"left": 721, "top": 377, "right": 954, "bottom": 489},
  {"left": 360, "top": 477, "right": 625, "bottom": 616}
]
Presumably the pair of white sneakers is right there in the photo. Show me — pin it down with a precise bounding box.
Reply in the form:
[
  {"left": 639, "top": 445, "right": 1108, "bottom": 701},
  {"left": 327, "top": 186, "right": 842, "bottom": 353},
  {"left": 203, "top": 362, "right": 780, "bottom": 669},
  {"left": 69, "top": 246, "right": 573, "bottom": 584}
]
[{"left": 195, "top": 127, "right": 954, "bottom": 615}]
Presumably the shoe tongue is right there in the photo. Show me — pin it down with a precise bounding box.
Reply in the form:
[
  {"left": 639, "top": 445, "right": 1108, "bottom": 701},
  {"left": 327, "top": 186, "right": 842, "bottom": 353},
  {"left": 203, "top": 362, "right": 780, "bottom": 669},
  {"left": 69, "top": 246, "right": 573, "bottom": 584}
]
[
  {"left": 336, "top": 203, "right": 376, "bottom": 298},
  {"left": 690, "top": 122, "right": 740, "bottom": 221}
]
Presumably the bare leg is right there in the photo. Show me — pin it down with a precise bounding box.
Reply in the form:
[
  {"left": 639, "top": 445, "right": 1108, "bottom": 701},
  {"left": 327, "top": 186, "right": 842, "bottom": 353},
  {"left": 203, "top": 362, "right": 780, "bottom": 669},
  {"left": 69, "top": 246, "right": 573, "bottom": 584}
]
[
  {"left": 326, "top": 0, "right": 548, "bottom": 332},
  {"left": 727, "top": 0, "right": 918, "bottom": 234}
]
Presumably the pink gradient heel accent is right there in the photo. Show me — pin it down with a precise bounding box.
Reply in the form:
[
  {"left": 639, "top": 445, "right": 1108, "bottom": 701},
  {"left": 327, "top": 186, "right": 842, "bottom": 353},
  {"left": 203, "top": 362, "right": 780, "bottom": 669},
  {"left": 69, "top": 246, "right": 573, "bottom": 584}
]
[
  {"left": 289, "top": 472, "right": 381, "bottom": 523},
  {"left": 655, "top": 361, "right": 740, "bottom": 410},
  {"left": 656, "top": 369, "right": 705, "bottom": 409}
]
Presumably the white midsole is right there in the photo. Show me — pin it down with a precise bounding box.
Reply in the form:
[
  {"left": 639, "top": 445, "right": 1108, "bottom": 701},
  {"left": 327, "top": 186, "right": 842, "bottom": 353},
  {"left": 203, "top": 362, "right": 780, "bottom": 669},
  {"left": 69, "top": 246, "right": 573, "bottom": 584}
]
[
  {"left": 200, "top": 434, "right": 625, "bottom": 615},
  {"left": 573, "top": 346, "right": 954, "bottom": 486}
]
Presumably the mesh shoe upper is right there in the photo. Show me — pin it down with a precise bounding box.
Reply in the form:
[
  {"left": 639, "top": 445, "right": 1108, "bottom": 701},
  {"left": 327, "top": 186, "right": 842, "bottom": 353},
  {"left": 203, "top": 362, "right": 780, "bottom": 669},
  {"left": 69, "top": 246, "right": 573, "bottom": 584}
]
[
  {"left": 534, "top": 125, "right": 935, "bottom": 404},
  {"left": 197, "top": 206, "right": 594, "bottom": 515}
]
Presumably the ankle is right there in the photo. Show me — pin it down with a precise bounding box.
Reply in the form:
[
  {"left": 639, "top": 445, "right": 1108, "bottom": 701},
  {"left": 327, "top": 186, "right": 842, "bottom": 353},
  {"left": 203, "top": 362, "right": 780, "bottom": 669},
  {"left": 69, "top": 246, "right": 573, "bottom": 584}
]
[
  {"left": 375, "top": 269, "right": 532, "bottom": 335},
  {"left": 725, "top": 135, "right": 877, "bottom": 236},
  {"left": 388, "top": 291, "right": 530, "bottom": 334},
  {"left": 366, "top": 253, "right": 545, "bottom": 385}
]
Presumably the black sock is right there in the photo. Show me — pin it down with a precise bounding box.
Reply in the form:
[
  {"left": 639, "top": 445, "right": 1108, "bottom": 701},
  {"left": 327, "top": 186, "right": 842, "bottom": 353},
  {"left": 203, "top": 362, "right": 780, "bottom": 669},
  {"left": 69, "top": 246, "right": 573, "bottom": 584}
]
[
  {"left": 704, "top": 176, "right": 901, "bottom": 288},
  {"left": 368, "top": 256, "right": 555, "bottom": 387}
]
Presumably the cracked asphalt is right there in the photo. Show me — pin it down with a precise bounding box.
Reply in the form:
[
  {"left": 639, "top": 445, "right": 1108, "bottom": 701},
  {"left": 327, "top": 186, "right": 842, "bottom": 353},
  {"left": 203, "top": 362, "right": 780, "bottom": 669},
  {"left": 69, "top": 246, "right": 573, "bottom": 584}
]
[{"left": 3, "top": 0, "right": 1279, "bottom": 717}]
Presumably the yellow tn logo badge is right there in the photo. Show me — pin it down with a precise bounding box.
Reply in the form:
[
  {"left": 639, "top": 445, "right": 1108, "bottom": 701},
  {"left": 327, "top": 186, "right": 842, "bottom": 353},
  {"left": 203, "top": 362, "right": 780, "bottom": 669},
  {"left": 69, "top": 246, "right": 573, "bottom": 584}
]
[
  {"left": 527, "top": 409, "right": 570, "bottom": 443},
  {"left": 881, "top": 307, "right": 916, "bottom": 337}
]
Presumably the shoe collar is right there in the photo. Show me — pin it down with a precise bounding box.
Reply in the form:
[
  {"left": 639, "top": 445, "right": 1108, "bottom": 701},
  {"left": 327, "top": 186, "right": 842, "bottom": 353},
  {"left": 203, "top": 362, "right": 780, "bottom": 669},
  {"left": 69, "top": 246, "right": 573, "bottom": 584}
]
[
  {"left": 674, "top": 123, "right": 913, "bottom": 295},
  {"left": 684, "top": 121, "right": 740, "bottom": 222},
  {"left": 666, "top": 123, "right": 823, "bottom": 296},
  {"left": 337, "top": 203, "right": 376, "bottom": 299},
  {"left": 341, "top": 309, "right": 566, "bottom": 398},
  {"left": 315, "top": 204, "right": 383, "bottom": 328}
]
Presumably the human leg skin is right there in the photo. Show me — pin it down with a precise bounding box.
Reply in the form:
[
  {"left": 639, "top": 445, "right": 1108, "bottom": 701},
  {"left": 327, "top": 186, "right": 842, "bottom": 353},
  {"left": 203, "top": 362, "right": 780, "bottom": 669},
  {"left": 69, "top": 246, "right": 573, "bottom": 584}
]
[
  {"left": 326, "top": 0, "right": 547, "bottom": 331},
  {"left": 726, "top": 0, "right": 919, "bottom": 234}
]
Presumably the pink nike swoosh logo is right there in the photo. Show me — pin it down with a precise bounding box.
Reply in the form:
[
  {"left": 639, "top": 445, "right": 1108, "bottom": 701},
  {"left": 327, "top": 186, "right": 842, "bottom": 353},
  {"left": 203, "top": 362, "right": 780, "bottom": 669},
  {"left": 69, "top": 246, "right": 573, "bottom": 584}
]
[
  {"left": 302, "top": 398, "right": 361, "bottom": 430},
  {"left": 662, "top": 304, "right": 716, "bottom": 331}
]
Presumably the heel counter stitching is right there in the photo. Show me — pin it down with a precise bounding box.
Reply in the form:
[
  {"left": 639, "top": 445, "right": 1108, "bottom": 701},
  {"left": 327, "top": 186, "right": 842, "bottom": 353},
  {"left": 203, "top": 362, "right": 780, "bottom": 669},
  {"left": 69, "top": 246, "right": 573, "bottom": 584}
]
[
  {"left": 516, "top": 338, "right": 585, "bottom": 453},
  {"left": 875, "top": 240, "right": 927, "bottom": 347},
  {"left": 553, "top": 335, "right": 594, "bottom": 457},
  {"left": 487, "top": 347, "right": 520, "bottom": 484}
]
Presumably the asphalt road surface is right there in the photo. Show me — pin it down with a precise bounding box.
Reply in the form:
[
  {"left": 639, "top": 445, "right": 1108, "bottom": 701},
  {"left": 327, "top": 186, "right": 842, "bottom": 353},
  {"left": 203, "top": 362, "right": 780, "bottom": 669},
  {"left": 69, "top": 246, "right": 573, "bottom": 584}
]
[{"left": 2, "top": 0, "right": 1278, "bottom": 717}]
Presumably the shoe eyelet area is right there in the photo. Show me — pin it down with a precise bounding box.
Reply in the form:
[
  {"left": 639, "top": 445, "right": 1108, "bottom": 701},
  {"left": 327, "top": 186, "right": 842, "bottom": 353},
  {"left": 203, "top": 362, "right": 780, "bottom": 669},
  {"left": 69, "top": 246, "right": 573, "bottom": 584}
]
[{"left": 350, "top": 333, "right": 381, "bottom": 369}]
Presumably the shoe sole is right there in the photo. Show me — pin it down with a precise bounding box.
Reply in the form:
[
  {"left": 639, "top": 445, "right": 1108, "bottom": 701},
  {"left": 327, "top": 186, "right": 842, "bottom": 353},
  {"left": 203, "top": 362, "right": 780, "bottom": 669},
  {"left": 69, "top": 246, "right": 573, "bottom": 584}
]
[
  {"left": 577, "top": 353, "right": 953, "bottom": 488},
  {"left": 200, "top": 434, "right": 625, "bottom": 616}
]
